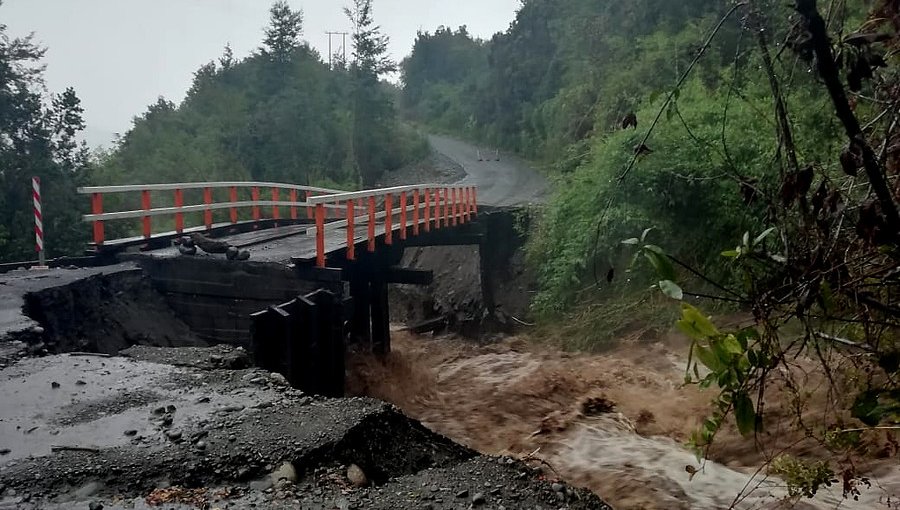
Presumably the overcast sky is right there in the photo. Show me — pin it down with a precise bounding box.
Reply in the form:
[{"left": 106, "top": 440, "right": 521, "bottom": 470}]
[{"left": 2, "top": 0, "right": 520, "bottom": 147}]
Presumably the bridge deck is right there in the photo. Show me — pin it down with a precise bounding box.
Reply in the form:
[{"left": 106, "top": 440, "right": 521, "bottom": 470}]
[{"left": 138, "top": 219, "right": 395, "bottom": 266}]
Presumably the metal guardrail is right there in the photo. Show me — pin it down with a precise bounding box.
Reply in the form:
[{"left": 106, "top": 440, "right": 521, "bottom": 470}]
[
  {"left": 306, "top": 184, "right": 477, "bottom": 268},
  {"left": 77, "top": 180, "right": 479, "bottom": 267},
  {"left": 77, "top": 181, "right": 343, "bottom": 246}
]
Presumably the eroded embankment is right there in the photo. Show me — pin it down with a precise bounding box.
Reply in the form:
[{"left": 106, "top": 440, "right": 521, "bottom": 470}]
[
  {"left": 391, "top": 208, "right": 536, "bottom": 336},
  {"left": 0, "top": 345, "right": 611, "bottom": 509},
  {"left": 21, "top": 268, "right": 204, "bottom": 354},
  {"left": 0, "top": 263, "right": 612, "bottom": 509}
]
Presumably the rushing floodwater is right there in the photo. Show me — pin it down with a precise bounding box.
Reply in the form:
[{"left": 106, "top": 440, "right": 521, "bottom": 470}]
[{"left": 349, "top": 332, "right": 900, "bottom": 510}]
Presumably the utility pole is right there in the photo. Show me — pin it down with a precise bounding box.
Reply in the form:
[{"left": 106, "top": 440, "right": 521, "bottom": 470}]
[{"left": 325, "top": 31, "right": 349, "bottom": 69}]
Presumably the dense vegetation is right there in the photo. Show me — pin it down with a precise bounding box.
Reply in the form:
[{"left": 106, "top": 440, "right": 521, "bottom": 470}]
[
  {"left": 403, "top": 0, "right": 900, "bottom": 499},
  {"left": 97, "top": 1, "right": 422, "bottom": 191},
  {"left": 0, "top": 0, "right": 421, "bottom": 262},
  {"left": 0, "top": 3, "right": 90, "bottom": 262},
  {"left": 400, "top": 0, "right": 859, "bottom": 313}
]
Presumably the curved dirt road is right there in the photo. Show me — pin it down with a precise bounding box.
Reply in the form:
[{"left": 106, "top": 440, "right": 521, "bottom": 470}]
[{"left": 428, "top": 135, "right": 548, "bottom": 207}]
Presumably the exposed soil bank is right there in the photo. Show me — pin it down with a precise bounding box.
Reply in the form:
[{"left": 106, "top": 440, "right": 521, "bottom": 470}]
[
  {"left": 22, "top": 269, "right": 204, "bottom": 355},
  {"left": 391, "top": 209, "right": 536, "bottom": 336}
]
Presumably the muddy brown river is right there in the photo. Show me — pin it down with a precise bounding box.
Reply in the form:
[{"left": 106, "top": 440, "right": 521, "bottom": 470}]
[{"left": 348, "top": 331, "right": 900, "bottom": 509}]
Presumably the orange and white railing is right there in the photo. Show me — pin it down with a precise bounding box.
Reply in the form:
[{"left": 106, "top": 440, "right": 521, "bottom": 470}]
[
  {"left": 306, "top": 184, "right": 478, "bottom": 268},
  {"left": 78, "top": 181, "right": 342, "bottom": 246}
]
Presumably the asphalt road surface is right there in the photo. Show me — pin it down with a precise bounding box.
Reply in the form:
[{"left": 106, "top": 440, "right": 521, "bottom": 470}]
[{"left": 428, "top": 135, "right": 548, "bottom": 207}]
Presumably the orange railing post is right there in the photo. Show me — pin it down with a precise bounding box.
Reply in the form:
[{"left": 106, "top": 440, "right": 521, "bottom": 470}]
[
  {"left": 315, "top": 203, "right": 325, "bottom": 268},
  {"left": 399, "top": 191, "right": 408, "bottom": 240},
  {"left": 412, "top": 189, "right": 420, "bottom": 236},
  {"left": 367, "top": 196, "right": 376, "bottom": 252},
  {"left": 290, "top": 189, "right": 298, "bottom": 220},
  {"left": 424, "top": 188, "right": 431, "bottom": 233},
  {"left": 473, "top": 187, "right": 478, "bottom": 215},
  {"left": 229, "top": 186, "right": 238, "bottom": 224},
  {"left": 460, "top": 187, "right": 468, "bottom": 224},
  {"left": 91, "top": 193, "right": 104, "bottom": 245},
  {"left": 434, "top": 188, "right": 442, "bottom": 230},
  {"left": 443, "top": 187, "right": 450, "bottom": 227},
  {"left": 203, "top": 187, "right": 213, "bottom": 229},
  {"left": 346, "top": 199, "right": 355, "bottom": 261},
  {"left": 174, "top": 189, "right": 184, "bottom": 234},
  {"left": 306, "top": 191, "right": 314, "bottom": 220},
  {"left": 271, "top": 188, "right": 280, "bottom": 221},
  {"left": 451, "top": 188, "right": 458, "bottom": 227},
  {"left": 251, "top": 187, "right": 260, "bottom": 221},
  {"left": 464, "top": 187, "right": 471, "bottom": 222},
  {"left": 385, "top": 193, "right": 394, "bottom": 245}
]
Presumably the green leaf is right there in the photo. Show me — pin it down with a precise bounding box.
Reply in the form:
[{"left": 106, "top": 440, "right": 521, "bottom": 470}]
[
  {"left": 640, "top": 227, "right": 654, "bottom": 243},
  {"left": 694, "top": 344, "right": 723, "bottom": 372},
  {"left": 849, "top": 390, "right": 900, "bottom": 427},
  {"left": 622, "top": 237, "right": 640, "bottom": 246},
  {"left": 742, "top": 231, "right": 750, "bottom": 248},
  {"left": 676, "top": 304, "right": 719, "bottom": 340},
  {"left": 659, "top": 280, "right": 683, "bottom": 300},
  {"left": 642, "top": 245, "right": 677, "bottom": 281},
  {"left": 753, "top": 227, "right": 777, "bottom": 247},
  {"left": 735, "top": 328, "right": 759, "bottom": 350},
  {"left": 722, "top": 334, "right": 743, "bottom": 355},
  {"left": 721, "top": 249, "right": 740, "bottom": 258},
  {"left": 734, "top": 391, "right": 756, "bottom": 436}
]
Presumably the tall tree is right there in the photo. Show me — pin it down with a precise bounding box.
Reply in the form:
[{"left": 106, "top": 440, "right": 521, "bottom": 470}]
[
  {"left": 219, "top": 43, "right": 235, "bottom": 70},
  {"left": 345, "top": 0, "right": 396, "bottom": 185},
  {"left": 0, "top": 3, "right": 88, "bottom": 262},
  {"left": 261, "top": 1, "right": 304, "bottom": 65}
]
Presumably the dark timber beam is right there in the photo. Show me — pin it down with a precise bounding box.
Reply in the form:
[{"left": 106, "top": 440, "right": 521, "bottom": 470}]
[
  {"left": 291, "top": 263, "right": 343, "bottom": 283},
  {"left": 370, "top": 273, "right": 390, "bottom": 355},
  {"left": 348, "top": 275, "right": 371, "bottom": 344},
  {"left": 386, "top": 267, "right": 433, "bottom": 285},
  {"left": 401, "top": 234, "right": 483, "bottom": 247}
]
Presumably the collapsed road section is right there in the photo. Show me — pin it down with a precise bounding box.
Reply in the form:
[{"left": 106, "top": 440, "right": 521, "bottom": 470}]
[
  {"left": 0, "top": 263, "right": 612, "bottom": 509},
  {"left": 0, "top": 346, "right": 610, "bottom": 509}
]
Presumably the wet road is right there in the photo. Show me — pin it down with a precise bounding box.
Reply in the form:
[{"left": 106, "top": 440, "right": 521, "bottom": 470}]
[{"left": 429, "top": 135, "right": 548, "bottom": 207}]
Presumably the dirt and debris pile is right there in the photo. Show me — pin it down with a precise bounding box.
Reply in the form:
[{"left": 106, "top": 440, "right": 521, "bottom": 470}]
[
  {"left": 392, "top": 209, "right": 536, "bottom": 336},
  {"left": 0, "top": 344, "right": 612, "bottom": 510},
  {"left": 20, "top": 269, "right": 204, "bottom": 355},
  {"left": 376, "top": 148, "right": 467, "bottom": 188}
]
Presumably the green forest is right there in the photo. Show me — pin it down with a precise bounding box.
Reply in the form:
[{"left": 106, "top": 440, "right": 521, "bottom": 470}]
[
  {"left": 400, "top": 0, "right": 872, "bottom": 317},
  {"left": 0, "top": 0, "right": 423, "bottom": 263}
]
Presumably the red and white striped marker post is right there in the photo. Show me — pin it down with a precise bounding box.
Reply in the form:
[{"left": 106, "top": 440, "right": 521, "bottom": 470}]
[{"left": 33, "top": 176, "right": 48, "bottom": 268}]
